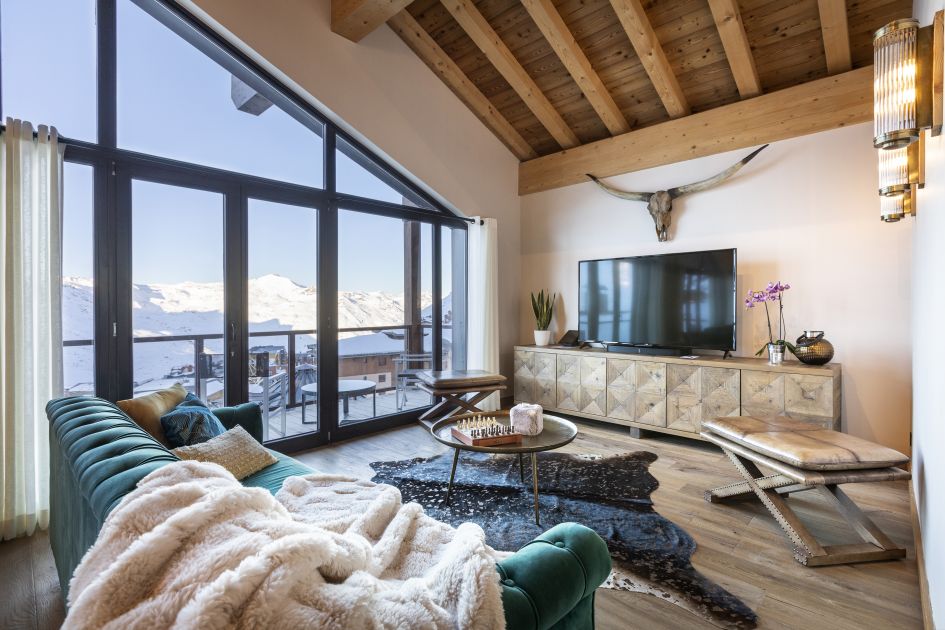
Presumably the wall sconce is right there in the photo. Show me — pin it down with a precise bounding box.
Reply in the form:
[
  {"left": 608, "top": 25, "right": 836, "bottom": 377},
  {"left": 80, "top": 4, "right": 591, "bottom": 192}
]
[{"left": 873, "top": 12, "right": 942, "bottom": 222}]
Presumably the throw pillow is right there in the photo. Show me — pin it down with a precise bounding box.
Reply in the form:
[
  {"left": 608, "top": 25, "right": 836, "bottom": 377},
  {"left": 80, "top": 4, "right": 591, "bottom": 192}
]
[
  {"left": 117, "top": 383, "right": 187, "bottom": 446},
  {"left": 160, "top": 406, "right": 226, "bottom": 448},
  {"left": 178, "top": 392, "right": 209, "bottom": 409},
  {"left": 173, "top": 426, "right": 277, "bottom": 480}
]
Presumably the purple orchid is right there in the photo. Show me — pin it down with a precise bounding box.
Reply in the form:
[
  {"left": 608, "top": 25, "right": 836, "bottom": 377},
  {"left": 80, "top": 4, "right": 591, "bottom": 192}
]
[{"left": 745, "top": 280, "right": 791, "bottom": 352}]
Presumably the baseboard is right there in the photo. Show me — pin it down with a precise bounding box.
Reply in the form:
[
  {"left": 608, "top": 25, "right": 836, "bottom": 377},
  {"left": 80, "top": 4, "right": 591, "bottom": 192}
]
[{"left": 911, "top": 481, "right": 935, "bottom": 630}]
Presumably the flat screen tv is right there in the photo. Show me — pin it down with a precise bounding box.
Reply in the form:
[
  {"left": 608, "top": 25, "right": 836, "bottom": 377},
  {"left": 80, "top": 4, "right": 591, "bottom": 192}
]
[{"left": 578, "top": 248, "right": 736, "bottom": 351}]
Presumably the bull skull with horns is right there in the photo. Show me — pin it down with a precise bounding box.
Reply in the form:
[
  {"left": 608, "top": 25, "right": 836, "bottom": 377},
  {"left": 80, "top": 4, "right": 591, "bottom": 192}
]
[{"left": 587, "top": 144, "right": 769, "bottom": 242}]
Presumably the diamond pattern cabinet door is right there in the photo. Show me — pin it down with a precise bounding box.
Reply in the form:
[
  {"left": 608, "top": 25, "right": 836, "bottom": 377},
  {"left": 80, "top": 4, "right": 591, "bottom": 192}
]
[
  {"left": 635, "top": 362, "right": 666, "bottom": 394},
  {"left": 634, "top": 362, "right": 666, "bottom": 426},
  {"left": 785, "top": 374, "right": 836, "bottom": 428},
  {"left": 513, "top": 350, "right": 536, "bottom": 403},
  {"left": 579, "top": 357, "right": 607, "bottom": 416},
  {"left": 606, "top": 358, "right": 636, "bottom": 421},
  {"left": 741, "top": 370, "right": 785, "bottom": 418},
  {"left": 667, "top": 364, "right": 702, "bottom": 433},
  {"left": 556, "top": 353, "right": 581, "bottom": 411},
  {"left": 702, "top": 367, "right": 741, "bottom": 428},
  {"left": 533, "top": 352, "right": 557, "bottom": 409}
]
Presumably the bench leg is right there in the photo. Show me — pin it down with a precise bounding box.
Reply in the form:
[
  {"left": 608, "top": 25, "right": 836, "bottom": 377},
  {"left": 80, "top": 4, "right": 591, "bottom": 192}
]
[
  {"left": 706, "top": 474, "right": 812, "bottom": 503},
  {"left": 711, "top": 448, "right": 906, "bottom": 566},
  {"left": 418, "top": 390, "right": 496, "bottom": 421}
]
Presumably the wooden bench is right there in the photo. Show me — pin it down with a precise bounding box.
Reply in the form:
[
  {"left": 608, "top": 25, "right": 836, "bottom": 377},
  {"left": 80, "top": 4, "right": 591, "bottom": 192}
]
[{"left": 701, "top": 415, "right": 910, "bottom": 567}]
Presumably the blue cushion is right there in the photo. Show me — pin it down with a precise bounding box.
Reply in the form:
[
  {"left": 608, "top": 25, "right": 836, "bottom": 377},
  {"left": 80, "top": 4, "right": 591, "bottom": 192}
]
[
  {"left": 178, "top": 392, "right": 209, "bottom": 409},
  {"left": 160, "top": 406, "right": 225, "bottom": 448}
]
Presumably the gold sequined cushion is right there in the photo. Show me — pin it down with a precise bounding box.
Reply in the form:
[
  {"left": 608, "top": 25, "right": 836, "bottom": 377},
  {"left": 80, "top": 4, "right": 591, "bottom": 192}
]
[{"left": 173, "top": 425, "right": 277, "bottom": 480}]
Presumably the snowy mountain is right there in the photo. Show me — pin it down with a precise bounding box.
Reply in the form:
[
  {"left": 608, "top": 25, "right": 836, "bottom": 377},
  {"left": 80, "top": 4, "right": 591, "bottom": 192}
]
[{"left": 62, "top": 274, "right": 451, "bottom": 393}]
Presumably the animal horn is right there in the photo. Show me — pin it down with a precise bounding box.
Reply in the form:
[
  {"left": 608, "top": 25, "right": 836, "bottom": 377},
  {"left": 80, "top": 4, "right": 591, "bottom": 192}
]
[
  {"left": 586, "top": 174, "right": 653, "bottom": 202},
  {"left": 667, "top": 144, "right": 768, "bottom": 199}
]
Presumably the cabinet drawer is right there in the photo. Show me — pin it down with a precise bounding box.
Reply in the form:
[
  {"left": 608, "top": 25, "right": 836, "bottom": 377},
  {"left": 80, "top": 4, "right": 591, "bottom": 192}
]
[
  {"left": 634, "top": 391, "right": 666, "bottom": 426},
  {"left": 702, "top": 367, "right": 740, "bottom": 425},
  {"left": 741, "top": 370, "right": 785, "bottom": 417},
  {"left": 635, "top": 362, "right": 666, "bottom": 395},
  {"left": 785, "top": 375, "right": 834, "bottom": 418}
]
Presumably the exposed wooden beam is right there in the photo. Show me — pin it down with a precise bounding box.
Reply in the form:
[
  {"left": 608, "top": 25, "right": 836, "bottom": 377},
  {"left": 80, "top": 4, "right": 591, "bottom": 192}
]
[
  {"left": 332, "top": 0, "right": 414, "bottom": 42},
  {"left": 817, "top": 0, "right": 852, "bottom": 75},
  {"left": 707, "top": 0, "right": 762, "bottom": 98},
  {"left": 519, "top": 65, "right": 872, "bottom": 194},
  {"left": 388, "top": 11, "right": 538, "bottom": 160},
  {"left": 441, "top": 0, "right": 581, "bottom": 149},
  {"left": 521, "top": 0, "right": 630, "bottom": 135},
  {"left": 608, "top": 0, "right": 690, "bottom": 118}
]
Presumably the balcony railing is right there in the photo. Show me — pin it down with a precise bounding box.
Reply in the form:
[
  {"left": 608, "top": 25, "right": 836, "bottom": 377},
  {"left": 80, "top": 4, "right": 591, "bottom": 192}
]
[{"left": 63, "top": 323, "right": 453, "bottom": 408}]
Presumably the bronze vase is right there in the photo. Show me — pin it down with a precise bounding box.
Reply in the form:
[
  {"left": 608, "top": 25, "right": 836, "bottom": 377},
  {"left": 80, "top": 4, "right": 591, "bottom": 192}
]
[{"left": 792, "top": 330, "right": 834, "bottom": 365}]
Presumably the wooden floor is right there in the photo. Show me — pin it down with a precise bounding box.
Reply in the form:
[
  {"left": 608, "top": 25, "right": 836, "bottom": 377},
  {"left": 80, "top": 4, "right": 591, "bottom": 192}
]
[{"left": 0, "top": 419, "right": 920, "bottom": 629}]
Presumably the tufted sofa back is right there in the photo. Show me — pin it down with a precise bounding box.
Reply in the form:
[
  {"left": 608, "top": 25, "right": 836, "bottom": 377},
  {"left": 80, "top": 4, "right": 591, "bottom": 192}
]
[{"left": 46, "top": 396, "right": 179, "bottom": 597}]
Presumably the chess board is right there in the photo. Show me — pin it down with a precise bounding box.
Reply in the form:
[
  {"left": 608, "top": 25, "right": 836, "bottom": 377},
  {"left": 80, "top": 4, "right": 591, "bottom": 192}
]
[{"left": 450, "top": 416, "right": 523, "bottom": 447}]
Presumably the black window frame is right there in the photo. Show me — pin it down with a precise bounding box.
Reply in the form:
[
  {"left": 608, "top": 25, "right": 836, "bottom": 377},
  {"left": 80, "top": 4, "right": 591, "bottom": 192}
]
[{"left": 1, "top": 0, "right": 470, "bottom": 451}]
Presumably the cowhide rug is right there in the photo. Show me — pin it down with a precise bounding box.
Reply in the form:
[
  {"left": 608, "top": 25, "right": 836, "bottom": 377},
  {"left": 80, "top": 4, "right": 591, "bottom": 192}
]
[{"left": 370, "top": 451, "right": 758, "bottom": 629}]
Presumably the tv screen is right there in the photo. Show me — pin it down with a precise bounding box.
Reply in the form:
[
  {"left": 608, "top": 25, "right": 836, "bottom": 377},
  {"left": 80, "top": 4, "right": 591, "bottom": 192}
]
[{"left": 578, "top": 249, "right": 736, "bottom": 351}]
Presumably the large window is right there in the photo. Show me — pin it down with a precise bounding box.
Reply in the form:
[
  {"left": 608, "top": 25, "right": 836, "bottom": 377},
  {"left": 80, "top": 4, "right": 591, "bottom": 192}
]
[
  {"left": 0, "top": 0, "right": 468, "bottom": 450},
  {"left": 62, "top": 163, "right": 96, "bottom": 395},
  {"left": 116, "top": 0, "right": 324, "bottom": 187},
  {"left": 1, "top": 0, "right": 97, "bottom": 141}
]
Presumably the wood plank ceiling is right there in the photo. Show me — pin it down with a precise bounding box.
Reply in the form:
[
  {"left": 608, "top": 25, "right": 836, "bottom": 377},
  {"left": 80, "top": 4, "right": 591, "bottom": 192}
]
[{"left": 377, "top": 0, "right": 911, "bottom": 188}]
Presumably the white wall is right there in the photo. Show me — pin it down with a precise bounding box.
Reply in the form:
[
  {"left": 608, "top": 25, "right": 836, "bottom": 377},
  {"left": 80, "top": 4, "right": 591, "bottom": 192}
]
[
  {"left": 912, "top": 2, "right": 945, "bottom": 625},
  {"left": 521, "top": 123, "right": 913, "bottom": 453},
  {"left": 179, "top": 0, "right": 522, "bottom": 382}
]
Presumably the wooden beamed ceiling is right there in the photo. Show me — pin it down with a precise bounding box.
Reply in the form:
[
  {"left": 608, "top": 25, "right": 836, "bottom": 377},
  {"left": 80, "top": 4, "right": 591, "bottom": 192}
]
[{"left": 333, "top": 0, "right": 912, "bottom": 191}]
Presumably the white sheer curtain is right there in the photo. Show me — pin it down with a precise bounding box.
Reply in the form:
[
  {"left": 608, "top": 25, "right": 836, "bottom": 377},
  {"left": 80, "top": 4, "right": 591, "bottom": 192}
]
[
  {"left": 466, "top": 217, "right": 500, "bottom": 412},
  {"left": 1, "top": 119, "right": 64, "bottom": 540}
]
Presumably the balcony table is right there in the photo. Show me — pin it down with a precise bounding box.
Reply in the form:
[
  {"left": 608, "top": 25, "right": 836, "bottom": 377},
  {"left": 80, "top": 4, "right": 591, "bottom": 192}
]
[{"left": 300, "top": 379, "right": 377, "bottom": 423}]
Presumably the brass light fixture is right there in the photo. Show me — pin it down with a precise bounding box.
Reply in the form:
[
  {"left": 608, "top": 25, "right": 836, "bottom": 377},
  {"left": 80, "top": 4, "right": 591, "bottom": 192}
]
[
  {"left": 873, "top": 19, "right": 919, "bottom": 150},
  {"left": 872, "top": 12, "right": 942, "bottom": 222}
]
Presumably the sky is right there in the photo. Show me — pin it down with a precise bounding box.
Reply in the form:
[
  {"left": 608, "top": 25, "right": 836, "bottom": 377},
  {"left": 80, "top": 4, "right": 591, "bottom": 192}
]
[{"left": 2, "top": 0, "right": 450, "bottom": 294}]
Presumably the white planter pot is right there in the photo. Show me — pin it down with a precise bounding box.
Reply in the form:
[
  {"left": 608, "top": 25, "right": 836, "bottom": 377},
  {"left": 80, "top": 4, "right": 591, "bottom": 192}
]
[{"left": 534, "top": 330, "right": 552, "bottom": 346}]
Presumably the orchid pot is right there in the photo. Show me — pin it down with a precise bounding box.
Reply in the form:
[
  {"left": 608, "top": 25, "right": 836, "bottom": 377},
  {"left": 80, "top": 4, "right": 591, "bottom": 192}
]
[{"left": 767, "top": 342, "right": 785, "bottom": 366}]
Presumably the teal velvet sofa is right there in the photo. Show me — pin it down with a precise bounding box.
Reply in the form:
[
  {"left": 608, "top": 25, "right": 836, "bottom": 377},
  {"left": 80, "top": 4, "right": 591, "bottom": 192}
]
[{"left": 47, "top": 396, "right": 612, "bottom": 629}]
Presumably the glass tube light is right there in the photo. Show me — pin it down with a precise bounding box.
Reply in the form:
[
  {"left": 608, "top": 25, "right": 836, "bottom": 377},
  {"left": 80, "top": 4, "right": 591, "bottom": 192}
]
[
  {"left": 880, "top": 191, "right": 907, "bottom": 222},
  {"left": 873, "top": 19, "right": 919, "bottom": 149},
  {"left": 877, "top": 146, "right": 910, "bottom": 196}
]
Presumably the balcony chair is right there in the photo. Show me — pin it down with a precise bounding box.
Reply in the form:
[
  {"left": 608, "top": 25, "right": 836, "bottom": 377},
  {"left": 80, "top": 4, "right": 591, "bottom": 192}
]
[
  {"left": 249, "top": 371, "right": 287, "bottom": 440},
  {"left": 394, "top": 352, "right": 433, "bottom": 410}
]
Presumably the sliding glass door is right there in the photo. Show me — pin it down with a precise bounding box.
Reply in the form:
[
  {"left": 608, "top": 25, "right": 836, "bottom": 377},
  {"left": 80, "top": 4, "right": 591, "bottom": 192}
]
[
  {"left": 130, "top": 180, "right": 226, "bottom": 403},
  {"left": 247, "top": 198, "right": 320, "bottom": 442},
  {"left": 336, "top": 210, "right": 435, "bottom": 430}
]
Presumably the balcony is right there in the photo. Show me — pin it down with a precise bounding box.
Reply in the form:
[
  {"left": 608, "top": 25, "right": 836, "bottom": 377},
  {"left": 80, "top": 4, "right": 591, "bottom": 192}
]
[{"left": 62, "top": 323, "right": 453, "bottom": 441}]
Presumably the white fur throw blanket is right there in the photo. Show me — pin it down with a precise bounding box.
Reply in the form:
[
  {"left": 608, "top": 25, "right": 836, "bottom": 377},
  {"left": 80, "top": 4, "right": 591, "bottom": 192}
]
[{"left": 65, "top": 461, "right": 505, "bottom": 629}]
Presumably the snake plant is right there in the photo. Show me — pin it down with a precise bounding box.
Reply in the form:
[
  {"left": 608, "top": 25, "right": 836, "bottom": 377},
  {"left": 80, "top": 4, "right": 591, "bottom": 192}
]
[{"left": 531, "top": 290, "right": 555, "bottom": 331}]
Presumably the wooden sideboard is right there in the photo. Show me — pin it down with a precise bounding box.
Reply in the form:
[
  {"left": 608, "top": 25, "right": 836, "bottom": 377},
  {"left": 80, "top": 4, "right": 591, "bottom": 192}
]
[{"left": 513, "top": 345, "right": 841, "bottom": 441}]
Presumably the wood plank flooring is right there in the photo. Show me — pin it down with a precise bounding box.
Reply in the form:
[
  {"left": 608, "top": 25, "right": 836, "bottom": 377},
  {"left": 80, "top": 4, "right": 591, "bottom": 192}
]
[
  {"left": 294, "top": 420, "right": 920, "bottom": 630},
  {"left": 0, "top": 418, "right": 919, "bottom": 629}
]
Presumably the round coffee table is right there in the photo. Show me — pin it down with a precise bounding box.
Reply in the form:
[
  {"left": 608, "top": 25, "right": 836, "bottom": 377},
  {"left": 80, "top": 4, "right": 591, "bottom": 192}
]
[{"left": 429, "top": 411, "right": 578, "bottom": 525}]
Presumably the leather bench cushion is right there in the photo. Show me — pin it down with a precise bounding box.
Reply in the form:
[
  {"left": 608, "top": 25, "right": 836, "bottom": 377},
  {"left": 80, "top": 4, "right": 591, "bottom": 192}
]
[
  {"left": 703, "top": 416, "right": 909, "bottom": 471},
  {"left": 418, "top": 369, "right": 507, "bottom": 389}
]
